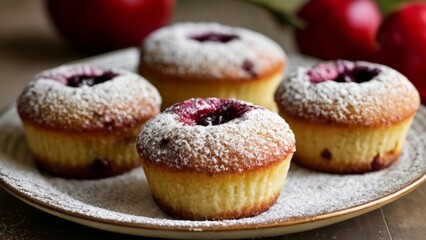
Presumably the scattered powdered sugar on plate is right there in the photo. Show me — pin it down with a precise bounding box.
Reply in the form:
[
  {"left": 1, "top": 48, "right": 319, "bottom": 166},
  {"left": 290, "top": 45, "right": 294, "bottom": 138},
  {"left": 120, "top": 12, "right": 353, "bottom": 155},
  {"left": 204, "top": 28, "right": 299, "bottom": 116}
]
[
  {"left": 1, "top": 104, "right": 425, "bottom": 231},
  {"left": 0, "top": 52, "right": 425, "bottom": 234}
]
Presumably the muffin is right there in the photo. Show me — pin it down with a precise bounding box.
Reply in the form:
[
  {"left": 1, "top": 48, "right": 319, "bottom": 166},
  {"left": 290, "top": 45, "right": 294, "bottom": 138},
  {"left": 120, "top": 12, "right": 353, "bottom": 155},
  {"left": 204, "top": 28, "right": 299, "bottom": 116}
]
[
  {"left": 139, "top": 22, "right": 286, "bottom": 111},
  {"left": 17, "top": 65, "right": 161, "bottom": 179},
  {"left": 275, "top": 60, "right": 420, "bottom": 173},
  {"left": 136, "top": 98, "right": 295, "bottom": 220}
]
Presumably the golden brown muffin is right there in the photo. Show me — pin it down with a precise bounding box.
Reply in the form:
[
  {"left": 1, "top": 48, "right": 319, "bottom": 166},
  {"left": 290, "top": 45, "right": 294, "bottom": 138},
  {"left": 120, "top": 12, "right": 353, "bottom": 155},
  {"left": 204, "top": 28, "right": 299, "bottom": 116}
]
[
  {"left": 139, "top": 22, "right": 286, "bottom": 111},
  {"left": 275, "top": 60, "right": 420, "bottom": 173},
  {"left": 136, "top": 98, "right": 295, "bottom": 220},
  {"left": 17, "top": 65, "right": 161, "bottom": 179}
]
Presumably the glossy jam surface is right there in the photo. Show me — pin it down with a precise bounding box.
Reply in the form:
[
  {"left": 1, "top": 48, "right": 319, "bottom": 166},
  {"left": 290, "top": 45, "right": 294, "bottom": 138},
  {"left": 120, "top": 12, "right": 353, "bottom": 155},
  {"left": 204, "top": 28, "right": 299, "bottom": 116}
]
[
  {"left": 66, "top": 71, "right": 118, "bottom": 87},
  {"left": 189, "top": 32, "right": 240, "bottom": 43},
  {"left": 307, "top": 60, "right": 381, "bottom": 84},
  {"left": 170, "top": 98, "right": 258, "bottom": 126}
]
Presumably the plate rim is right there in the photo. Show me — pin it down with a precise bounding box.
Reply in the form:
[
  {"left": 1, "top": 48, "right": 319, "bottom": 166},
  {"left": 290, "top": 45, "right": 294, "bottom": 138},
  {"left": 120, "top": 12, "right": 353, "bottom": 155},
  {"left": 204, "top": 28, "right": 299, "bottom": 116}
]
[
  {"left": 0, "top": 104, "right": 425, "bottom": 238},
  {"left": 1, "top": 158, "right": 425, "bottom": 237},
  {"left": 1, "top": 47, "right": 425, "bottom": 238}
]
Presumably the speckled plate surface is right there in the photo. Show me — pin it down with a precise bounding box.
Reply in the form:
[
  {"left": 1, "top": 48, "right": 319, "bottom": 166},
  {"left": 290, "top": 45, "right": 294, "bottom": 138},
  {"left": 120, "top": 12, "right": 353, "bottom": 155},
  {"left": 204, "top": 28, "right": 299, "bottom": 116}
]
[{"left": 0, "top": 48, "right": 425, "bottom": 239}]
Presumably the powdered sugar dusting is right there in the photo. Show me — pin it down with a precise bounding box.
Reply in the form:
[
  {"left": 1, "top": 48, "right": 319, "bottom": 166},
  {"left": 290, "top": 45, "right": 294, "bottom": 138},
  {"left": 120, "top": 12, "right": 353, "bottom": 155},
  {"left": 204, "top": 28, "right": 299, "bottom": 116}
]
[
  {"left": 136, "top": 99, "right": 295, "bottom": 173},
  {"left": 1, "top": 52, "right": 426, "bottom": 238},
  {"left": 16, "top": 65, "right": 161, "bottom": 131},
  {"left": 0, "top": 106, "right": 425, "bottom": 233},
  {"left": 275, "top": 61, "right": 420, "bottom": 126},
  {"left": 140, "top": 22, "right": 286, "bottom": 80}
]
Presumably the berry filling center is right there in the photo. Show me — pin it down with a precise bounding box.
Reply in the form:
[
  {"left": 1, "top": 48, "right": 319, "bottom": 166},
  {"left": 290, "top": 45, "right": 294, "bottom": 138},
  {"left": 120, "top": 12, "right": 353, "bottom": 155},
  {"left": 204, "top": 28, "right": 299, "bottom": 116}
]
[
  {"left": 170, "top": 98, "right": 257, "bottom": 126},
  {"left": 307, "top": 60, "right": 381, "bottom": 84},
  {"left": 66, "top": 71, "right": 118, "bottom": 87},
  {"left": 189, "top": 32, "right": 240, "bottom": 43}
]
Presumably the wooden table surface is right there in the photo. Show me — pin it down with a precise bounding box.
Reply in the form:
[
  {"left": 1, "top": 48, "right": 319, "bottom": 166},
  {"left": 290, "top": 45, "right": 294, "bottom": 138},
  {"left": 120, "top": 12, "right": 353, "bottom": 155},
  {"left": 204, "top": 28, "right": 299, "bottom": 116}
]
[{"left": 0, "top": 1, "right": 425, "bottom": 239}]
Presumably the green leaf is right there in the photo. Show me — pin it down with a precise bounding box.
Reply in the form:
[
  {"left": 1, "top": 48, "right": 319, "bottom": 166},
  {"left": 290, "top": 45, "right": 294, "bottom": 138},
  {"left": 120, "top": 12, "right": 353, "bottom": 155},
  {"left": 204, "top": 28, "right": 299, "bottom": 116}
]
[
  {"left": 246, "top": 0, "right": 413, "bottom": 28},
  {"left": 375, "top": 0, "right": 408, "bottom": 14},
  {"left": 246, "top": 0, "right": 306, "bottom": 28}
]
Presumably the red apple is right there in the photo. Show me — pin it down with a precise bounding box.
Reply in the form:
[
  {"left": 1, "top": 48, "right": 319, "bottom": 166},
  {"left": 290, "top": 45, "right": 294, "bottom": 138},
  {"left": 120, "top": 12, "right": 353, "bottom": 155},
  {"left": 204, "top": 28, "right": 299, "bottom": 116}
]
[
  {"left": 295, "top": 0, "right": 381, "bottom": 61},
  {"left": 377, "top": 2, "right": 426, "bottom": 104},
  {"left": 47, "top": 0, "right": 175, "bottom": 53}
]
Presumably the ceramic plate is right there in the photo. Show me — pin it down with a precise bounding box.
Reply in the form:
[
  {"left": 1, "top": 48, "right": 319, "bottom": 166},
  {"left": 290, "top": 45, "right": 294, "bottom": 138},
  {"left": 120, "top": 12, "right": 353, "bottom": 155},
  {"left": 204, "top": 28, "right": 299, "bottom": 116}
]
[{"left": 1, "top": 48, "right": 425, "bottom": 239}]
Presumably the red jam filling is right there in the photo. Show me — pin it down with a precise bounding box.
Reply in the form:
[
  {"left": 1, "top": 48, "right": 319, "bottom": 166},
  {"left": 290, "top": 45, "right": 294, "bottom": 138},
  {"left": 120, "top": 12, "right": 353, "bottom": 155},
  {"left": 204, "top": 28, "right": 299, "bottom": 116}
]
[
  {"left": 189, "top": 32, "right": 240, "bottom": 43},
  {"left": 169, "top": 98, "right": 258, "bottom": 126},
  {"left": 66, "top": 71, "right": 118, "bottom": 87},
  {"left": 307, "top": 60, "right": 381, "bottom": 84},
  {"left": 242, "top": 59, "right": 258, "bottom": 78},
  {"left": 46, "top": 68, "right": 118, "bottom": 88}
]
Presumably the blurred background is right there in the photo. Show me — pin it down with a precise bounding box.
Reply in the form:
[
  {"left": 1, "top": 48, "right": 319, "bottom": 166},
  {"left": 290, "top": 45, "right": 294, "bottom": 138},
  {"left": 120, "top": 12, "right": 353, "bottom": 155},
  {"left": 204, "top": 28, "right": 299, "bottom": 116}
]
[
  {"left": 0, "top": 0, "right": 425, "bottom": 239},
  {"left": 0, "top": 0, "right": 295, "bottom": 110},
  {"left": 1, "top": 0, "right": 423, "bottom": 110}
]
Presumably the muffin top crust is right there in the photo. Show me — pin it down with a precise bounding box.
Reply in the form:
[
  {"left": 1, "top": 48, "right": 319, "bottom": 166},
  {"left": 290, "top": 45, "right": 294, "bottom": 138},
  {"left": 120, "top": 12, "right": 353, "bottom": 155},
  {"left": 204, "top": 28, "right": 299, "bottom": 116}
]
[
  {"left": 17, "top": 65, "right": 161, "bottom": 133},
  {"left": 275, "top": 60, "right": 420, "bottom": 126},
  {"left": 140, "top": 22, "right": 286, "bottom": 82},
  {"left": 137, "top": 98, "right": 295, "bottom": 174}
]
